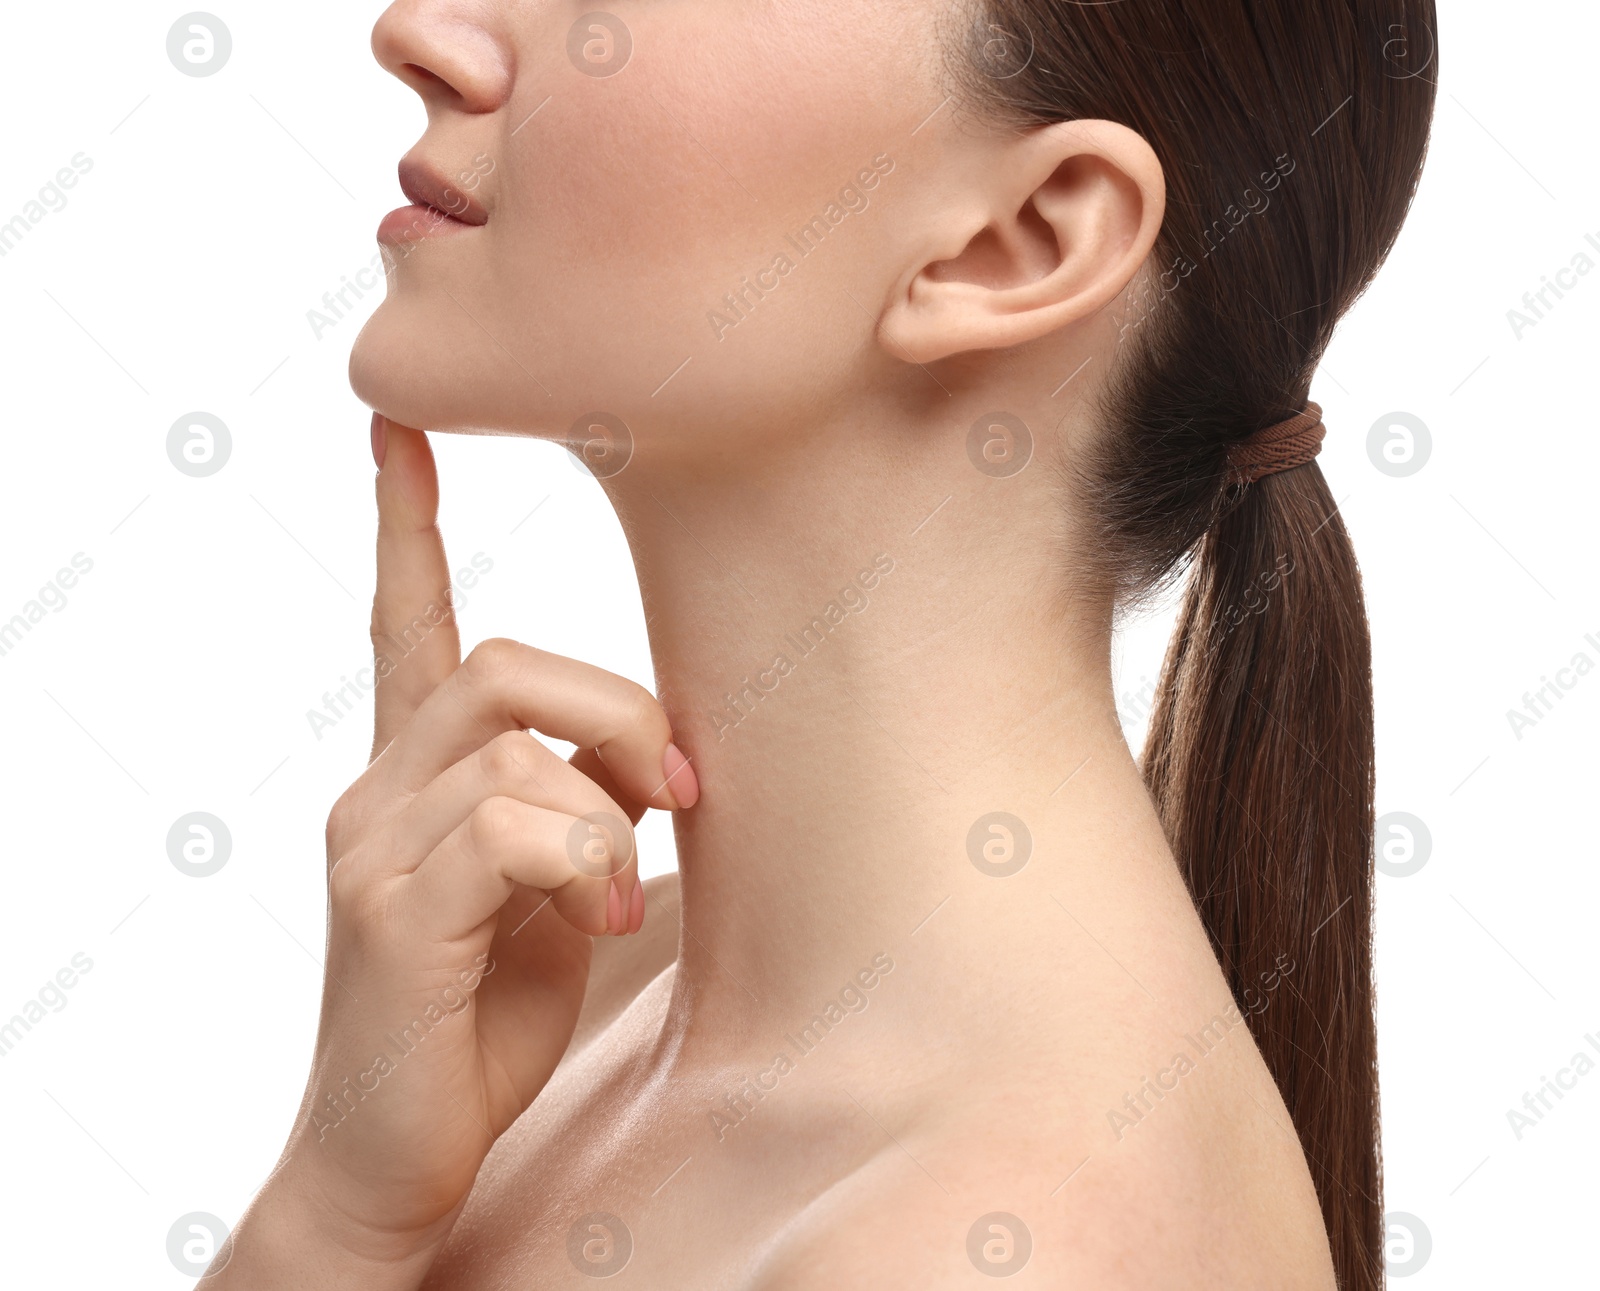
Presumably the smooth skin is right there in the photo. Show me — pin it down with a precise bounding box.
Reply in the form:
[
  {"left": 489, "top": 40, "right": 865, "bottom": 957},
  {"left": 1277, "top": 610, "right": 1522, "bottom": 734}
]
[{"left": 211, "top": 0, "right": 1337, "bottom": 1286}]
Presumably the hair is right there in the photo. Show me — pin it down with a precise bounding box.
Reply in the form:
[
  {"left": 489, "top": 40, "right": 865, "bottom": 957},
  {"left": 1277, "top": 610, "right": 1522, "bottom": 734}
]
[{"left": 952, "top": 3, "right": 1437, "bottom": 1286}]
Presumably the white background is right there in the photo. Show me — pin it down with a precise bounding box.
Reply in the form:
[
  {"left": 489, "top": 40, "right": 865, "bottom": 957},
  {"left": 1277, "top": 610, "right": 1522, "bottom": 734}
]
[{"left": 0, "top": 1, "right": 1593, "bottom": 1285}]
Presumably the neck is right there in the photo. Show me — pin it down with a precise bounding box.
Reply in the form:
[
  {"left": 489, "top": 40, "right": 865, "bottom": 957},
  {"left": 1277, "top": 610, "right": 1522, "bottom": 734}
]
[{"left": 602, "top": 401, "right": 1182, "bottom": 1045}]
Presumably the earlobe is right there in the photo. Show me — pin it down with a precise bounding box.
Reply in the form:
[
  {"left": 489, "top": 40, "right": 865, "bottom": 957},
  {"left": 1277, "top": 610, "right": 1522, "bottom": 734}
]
[{"left": 881, "top": 120, "right": 1165, "bottom": 365}]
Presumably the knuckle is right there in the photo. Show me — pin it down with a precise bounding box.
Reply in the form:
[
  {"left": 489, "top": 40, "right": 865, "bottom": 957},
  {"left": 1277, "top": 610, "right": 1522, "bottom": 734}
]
[
  {"left": 327, "top": 854, "right": 360, "bottom": 905},
  {"left": 610, "top": 681, "right": 667, "bottom": 745},
  {"left": 327, "top": 853, "right": 383, "bottom": 925},
  {"left": 461, "top": 637, "right": 525, "bottom": 688},
  {"left": 466, "top": 796, "right": 523, "bottom": 858},
  {"left": 324, "top": 789, "right": 363, "bottom": 853},
  {"left": 627, "top": 682, "right": 667, "bottom": 731},
  {"left": 368, "top": 614, "right": 418, "bottom": 661},
  {"left": 478, "top": 729, "right": 538, "bottom": 787}
]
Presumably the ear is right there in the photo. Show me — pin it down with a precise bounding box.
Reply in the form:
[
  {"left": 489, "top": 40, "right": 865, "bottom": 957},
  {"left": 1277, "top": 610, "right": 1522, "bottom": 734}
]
[{"left": 881, "top": 120, "right": 1165, "bottom": 363}]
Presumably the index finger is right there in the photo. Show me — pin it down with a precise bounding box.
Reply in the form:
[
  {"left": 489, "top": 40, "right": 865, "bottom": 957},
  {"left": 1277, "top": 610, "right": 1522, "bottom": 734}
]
[{"left": 370, "top": 414, "right": 461, "bottom": 757}]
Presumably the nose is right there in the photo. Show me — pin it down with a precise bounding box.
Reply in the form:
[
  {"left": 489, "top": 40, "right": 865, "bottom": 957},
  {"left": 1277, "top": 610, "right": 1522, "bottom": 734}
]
[{"left": 372, "top": 0, "right": 514, "bottom": 115}]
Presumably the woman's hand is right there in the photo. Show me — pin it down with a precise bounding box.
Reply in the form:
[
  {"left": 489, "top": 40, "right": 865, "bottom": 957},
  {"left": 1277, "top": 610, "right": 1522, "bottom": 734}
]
[{"left": 209, "top": 418, "right": 697, "bottom": 1287}]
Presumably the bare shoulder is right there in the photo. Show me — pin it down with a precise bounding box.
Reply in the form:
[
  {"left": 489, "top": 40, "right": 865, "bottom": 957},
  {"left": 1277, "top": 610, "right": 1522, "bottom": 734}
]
[
  {"left": 563, "top": 871, "right": 680, "bottom": 1059},
  {"left": 748, "top": 1083, "right": 1336, "bottom": 1291}
]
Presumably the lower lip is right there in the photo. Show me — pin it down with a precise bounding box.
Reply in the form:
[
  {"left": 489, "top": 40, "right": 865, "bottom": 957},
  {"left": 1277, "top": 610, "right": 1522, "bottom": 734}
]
[{"left": 377, "top": 203, "right": 478, "bottom": 245}]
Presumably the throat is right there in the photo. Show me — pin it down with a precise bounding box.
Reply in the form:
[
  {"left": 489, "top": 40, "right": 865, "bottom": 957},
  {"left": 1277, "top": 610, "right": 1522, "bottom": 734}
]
[{"left": 590, "top": 422, "right": 1178, "bottom": 1038}]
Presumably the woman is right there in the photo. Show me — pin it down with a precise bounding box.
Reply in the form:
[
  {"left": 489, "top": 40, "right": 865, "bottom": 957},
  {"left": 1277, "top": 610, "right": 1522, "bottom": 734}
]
[{"left": 212, "top": 0, "right": 1436, "bottom": 1285}]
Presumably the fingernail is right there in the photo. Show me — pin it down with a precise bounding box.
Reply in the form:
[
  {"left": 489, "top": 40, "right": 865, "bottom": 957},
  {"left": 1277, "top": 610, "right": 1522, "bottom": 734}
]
[
  {"left": 627, "top": 874, "right": 645, "bottom": 935},
  {"left": 662, "top": 742, "right": 699, "bottom": 809},
  {"left": 370, "top": 413, "right": 387, "bottom": 470},
  {"left": 606, "top": 877, "right": 624, "bottom": 936}
]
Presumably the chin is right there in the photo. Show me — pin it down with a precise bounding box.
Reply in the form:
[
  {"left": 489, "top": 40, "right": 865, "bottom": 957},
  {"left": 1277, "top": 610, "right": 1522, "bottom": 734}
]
[{"left": 349, "top": 302, "right": 522, "bottom": 436}]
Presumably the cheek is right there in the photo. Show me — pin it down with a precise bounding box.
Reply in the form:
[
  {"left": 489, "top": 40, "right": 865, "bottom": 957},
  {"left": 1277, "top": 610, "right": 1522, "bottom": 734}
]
[
  {"left": 511, "top": 12, "right": 925, "bottom": 391},
  {"left": 358, "top": 0, "right": 941, "bottom": 437},
  {"left": 531, "top": 2, "right": 902, "bottom": 237}
]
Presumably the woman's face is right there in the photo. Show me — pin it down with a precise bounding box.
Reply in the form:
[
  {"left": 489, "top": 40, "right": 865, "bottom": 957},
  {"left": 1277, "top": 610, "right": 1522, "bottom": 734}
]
[{"left": 352, "top": 0, "right": 968, "bottom": 465}]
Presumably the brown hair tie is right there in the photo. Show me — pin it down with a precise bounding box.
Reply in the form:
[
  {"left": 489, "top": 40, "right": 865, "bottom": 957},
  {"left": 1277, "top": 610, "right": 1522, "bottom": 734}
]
[{"left": 1226, "top": 402, "right": 1326, "bottom": 485}]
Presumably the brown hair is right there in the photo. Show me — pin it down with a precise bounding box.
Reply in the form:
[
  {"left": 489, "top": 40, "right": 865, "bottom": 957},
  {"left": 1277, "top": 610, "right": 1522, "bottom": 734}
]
[{"left": 953, "top": 3, "right": 1437, "bottom": 1286}]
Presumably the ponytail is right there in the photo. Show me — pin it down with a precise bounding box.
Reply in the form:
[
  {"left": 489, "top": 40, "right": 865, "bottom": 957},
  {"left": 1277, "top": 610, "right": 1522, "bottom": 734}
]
[
  {"left": 953, "top": 2, "right": 1435, "bottom": 1284},
  {"left": 1141, "top": 464, "right": 1379, "bottom": 1286}
]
